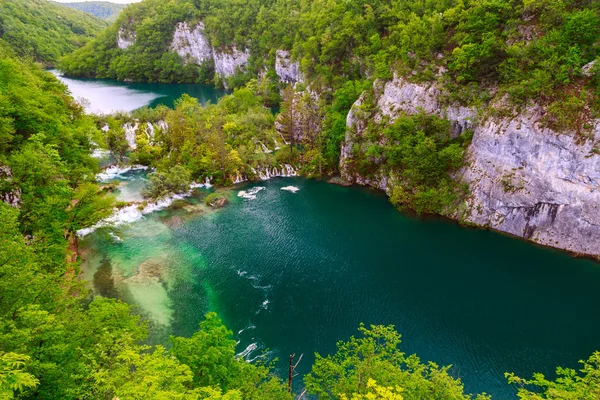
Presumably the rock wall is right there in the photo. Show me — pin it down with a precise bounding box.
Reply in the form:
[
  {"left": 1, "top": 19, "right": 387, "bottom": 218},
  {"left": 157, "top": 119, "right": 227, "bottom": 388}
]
[
  {"left": 116, "top": 27, "right": 135, "bottom": 49},
  {"left": 213, "top": 47, "right": 250, "bottom": 79},
  {"left": 0, "top": 166, "right": 21, "bottom": 208},
  {"left": 462, "top": 106, "right": 600, "bottom": 256},
  {"left": 168, "top": 22, "right": 249, "bottom": 83},
  {"left": 275, "top": 50, "right": 302, "bottom": 83},
  {"left": 342, "top": 76, "right": 600, "bottom": 257},
  {"left": 171, "top": 22, "right": 212, "bottom": 65}
]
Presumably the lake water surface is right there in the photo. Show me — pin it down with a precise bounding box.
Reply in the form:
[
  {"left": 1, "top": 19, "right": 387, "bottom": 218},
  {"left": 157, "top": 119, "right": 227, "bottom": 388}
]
[
  {"left": 57, "top": 73, "right": 600, "bottom": 398},
  {"left": 80, "top": 176, "right": 600, "bottom": 399},
  {"left": 51, "top": 70, "right": 228, "bottom": 114}
]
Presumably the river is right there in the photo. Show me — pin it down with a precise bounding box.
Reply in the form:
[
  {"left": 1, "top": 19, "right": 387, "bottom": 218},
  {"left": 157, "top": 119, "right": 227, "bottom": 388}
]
[{"left": 57, "top": 75, "right": 600, "bottom": 398}]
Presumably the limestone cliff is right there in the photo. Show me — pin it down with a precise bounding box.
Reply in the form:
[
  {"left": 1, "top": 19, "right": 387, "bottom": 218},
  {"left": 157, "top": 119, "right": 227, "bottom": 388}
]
[
  {"left": 171, "top": 22, "right": 212, "bottom": 65},
  {"left": 342, "top": 77, "right": 600, "bottom": 257},
  {"left": 116, "top": 27, "right": 135, "bottom": 49},
  {"left": 275, "top": 50, "right": 302, "bottom": 83}
]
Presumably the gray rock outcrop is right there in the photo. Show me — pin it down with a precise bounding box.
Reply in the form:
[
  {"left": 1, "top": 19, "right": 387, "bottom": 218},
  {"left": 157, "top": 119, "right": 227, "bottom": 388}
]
[
  {"left": 213, "top": 47, "right": 250, "bottom": 79},
  {"left": 116, "top": 27, "right": 135, "bottom": 49},
  {"left": 171, "top": 22, "right": 213, "bottom": 65},
  {"left": 275, "top": 50, "right": 302, "bottom": 83},
  {"left": 0, "top": 166, "right": 21, "bottom": 208},
  {"left": 342, "top": 76, "right": 600, "bottom": 257}
]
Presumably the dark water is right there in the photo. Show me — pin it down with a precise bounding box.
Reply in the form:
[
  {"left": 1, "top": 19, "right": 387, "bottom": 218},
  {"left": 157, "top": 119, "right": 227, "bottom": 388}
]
[
  {"left": 51, "top": 70, "right": 228, "bottom": 114},
  {"left": 81, "top": 178, "right": 600, "bottom": 398}
]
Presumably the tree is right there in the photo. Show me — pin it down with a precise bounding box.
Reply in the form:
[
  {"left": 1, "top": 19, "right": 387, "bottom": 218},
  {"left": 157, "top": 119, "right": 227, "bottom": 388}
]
[
  {"left": 278, "top": 85, "right": 297, "bottom": 162},
  {"left": 143, "top": 165, "right": 192, "bottom": 199},
  {"left": 0, "top": 353, "right": 39, "bottom": 399},
  {"left": 506, "top": 352, "right": 600, "bottom": 399},
  {"left": 305, "top": 324, "right": 490, "bottom": 400}
]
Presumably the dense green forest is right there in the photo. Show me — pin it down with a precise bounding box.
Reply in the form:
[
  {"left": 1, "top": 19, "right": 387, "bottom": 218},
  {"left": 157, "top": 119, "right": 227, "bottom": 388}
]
[
  {"left": 0, "top": 0, "right": 107, "bottom": 65},
  {"left": 52, "top": 1, "right": 126, "bottom": 21},
  {"left": 1, "top": 35, "right": 600, "bottom": 399},
  {"left": 2, "top": 0, "right": 600, "bottom": 398},
  {"left": 58, "top": 0, "right": 600, "bottom": 213}
]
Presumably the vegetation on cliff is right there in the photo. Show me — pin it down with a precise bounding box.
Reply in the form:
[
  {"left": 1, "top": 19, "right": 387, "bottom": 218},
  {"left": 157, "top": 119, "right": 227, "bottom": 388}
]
[
  {"left": 52, "top": 1, "right": 126, "bottom": 21},
  {"left": 1, "top": 1, "right": 600, "bottom": 398},
  {"left": 0, "top": 0, "right": 107, "bottom": 66}
]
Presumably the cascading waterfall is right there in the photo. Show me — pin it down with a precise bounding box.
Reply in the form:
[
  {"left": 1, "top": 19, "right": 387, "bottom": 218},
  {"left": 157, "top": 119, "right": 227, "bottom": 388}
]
[
  {"left": 272, "top": 138, "right": 281, "bottom": 150},
  {"left": 278, "top": 132, "right": 289, "bottom": 145},
  {"left": 232, "top": 173, "right": 248, "bottom": 184},
  {"left": 157, "top": 120, "right": 169, "bottom": 133},
  {"left": 258, "top": 141, "right": 272, "bottom": 154},
  {"left": 123, "top": 122, "right": 138, "bottom": 150},
  {"left": 145, "top": 122, "right": 155, "bottom": 144},
  {"left": 250, "top": 164, "right": 298, "bottom": 181}
]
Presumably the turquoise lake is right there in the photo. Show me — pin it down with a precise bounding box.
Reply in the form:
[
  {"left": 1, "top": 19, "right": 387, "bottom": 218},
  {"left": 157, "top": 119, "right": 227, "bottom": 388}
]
[
  {"left": 51, "top": 70, "right": 228, "bottom": 114},
  {"left": 80, "top": 176, "right": 600, "bottom": 399}
]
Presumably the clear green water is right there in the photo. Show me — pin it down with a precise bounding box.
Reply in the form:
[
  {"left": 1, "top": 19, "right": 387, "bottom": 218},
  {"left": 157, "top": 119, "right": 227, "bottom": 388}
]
[
  {"left": 80, "top": 177, "right": 600, "bottom": 398},
  {"left": 51, "top": 70, "right": 228, "bottom": 114}
]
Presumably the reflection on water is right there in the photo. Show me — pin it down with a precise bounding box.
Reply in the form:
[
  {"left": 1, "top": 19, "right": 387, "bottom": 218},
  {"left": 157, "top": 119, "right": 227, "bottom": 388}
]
[{"left": 50, "top": 70, "right": 229, "bottom": 114}]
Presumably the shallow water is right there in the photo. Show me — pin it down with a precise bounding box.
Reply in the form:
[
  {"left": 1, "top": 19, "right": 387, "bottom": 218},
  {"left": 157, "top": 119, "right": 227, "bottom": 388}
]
[
  {"left": 80, "top": 177, "right": 600, "bottom": 398},
  {"left": 51, "top": 70, "right": 228, "bottom": 114}
]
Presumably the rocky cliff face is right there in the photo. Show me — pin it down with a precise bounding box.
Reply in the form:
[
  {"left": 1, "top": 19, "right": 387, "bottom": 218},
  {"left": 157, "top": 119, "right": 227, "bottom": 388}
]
[
  {"left": 169, "top": 22, "right": 249, "bottom": 84},
  {"left": 116, "top": 27, "right": 135, "bottom": 49},
  {"left": 275, "top": 50, "right": 302, "bottom": 83},
  {"left": 0, "top": 166, "right": 21, "bottom": 208},
  {"left": 342, "top": 77, "right": 600, "bottom": 257},
  {"left": 213, "top": 47, "right": 250, "bottom": 79},
  {"left": 171, "top": 22, "right": 212, "bottom": 65}
]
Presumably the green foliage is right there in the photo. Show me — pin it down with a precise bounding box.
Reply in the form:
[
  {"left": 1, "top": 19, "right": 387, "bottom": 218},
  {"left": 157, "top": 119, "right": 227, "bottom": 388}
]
[
  {"left": 0, "top": 353, "right": 38, "bottom": 399},
  {"left": 60, "top": 0, "right": 600, "bottom": 133},
  {"left": 0, "top": 0, "right": 107, "bottom": 66},
  {"left": 143, "top": 165, "right": 192, "bottom": 199},
  {"left": 53, "top": 1, "right": 126, "bottom": 21},
  {"left": 506, "top": 352, "right": 600, "bottom": 399},
  {"left": 110, "top": 86, "right": 281, "bottom": 185},
  {"left": 305, "top": 324, "right": 490, "bottom": 400},
  {"left": 347, "top": 110, "right": 469, "bottom": 215},
  {"left": 171, "top": 312, "right": 291, "bottom": 399}
]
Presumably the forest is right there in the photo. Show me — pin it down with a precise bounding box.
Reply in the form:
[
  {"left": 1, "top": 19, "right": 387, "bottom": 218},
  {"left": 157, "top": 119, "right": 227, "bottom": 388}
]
[
  {"left": 0, "top": 0, "right": 107, "bottom": 65},
  {"left": 58, "top": 0, "right": 600, "bottom": 213},
  {"left": 2, "top": 0, "right": 600, "bottom": 398},
  {"left": 51, "top": 1, "right": 126, "bottom": 21}
]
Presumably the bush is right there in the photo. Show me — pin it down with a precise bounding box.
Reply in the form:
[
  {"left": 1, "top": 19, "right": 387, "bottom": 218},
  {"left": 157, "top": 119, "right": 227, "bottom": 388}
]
[{"left": 142, "top": 165, "right": 192, "bottom": 199}]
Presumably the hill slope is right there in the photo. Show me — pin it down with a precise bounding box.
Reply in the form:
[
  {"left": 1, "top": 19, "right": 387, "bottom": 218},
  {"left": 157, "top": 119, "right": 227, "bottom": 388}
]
[
  {"left": 58, "top": 0, "right": 600, "bottom": 257},
  {"left": 52, "top": 1, "right": 126, "bottom": 21},
  {"left": 0, "top": 0, "right": 107, "bottom": 65}
]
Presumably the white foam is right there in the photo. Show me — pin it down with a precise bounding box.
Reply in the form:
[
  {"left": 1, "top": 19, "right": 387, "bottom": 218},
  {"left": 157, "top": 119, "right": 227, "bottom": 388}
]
[
  {"left": 251, "top": 164, "right": 298, "bottom": 180},
  {"left": 281, "top": 186, "right": 300, "bottom": 193},
  {"left": 237, "top": 323, "right": 256, "bottom": 335},
  {"left": 236, "top": 342, "right": 258, "bottom": 359},
  {"left": 237, "top": 186, "right": 265, "bottom": 200},
  {"left": 97, "top": 165, "right": 148, "bottom": 182},
  {"left": 76, "top": 182, "right": 206, "bottom": 237}
]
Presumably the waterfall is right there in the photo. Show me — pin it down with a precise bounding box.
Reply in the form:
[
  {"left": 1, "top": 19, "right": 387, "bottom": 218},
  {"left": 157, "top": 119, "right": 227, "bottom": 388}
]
[
  {"left": 157, "top": 120, "right": 169, "bottom": 133},
  {"left": 232, "top": 173, "right": 248, "bottom": 184},
  {"left": 258, "top": 141, "right": 272, "bottom": 154},
  {"left": 123, "top": 122, "right": 138, "bottom": 150},
  {"left": 250, "top": 164, "right": 298, "bottom": 181},
  {"left": 145, "top": 122, "right": 155, "bottom": 143},
  {"left": 278, "top": 132, "right": 289, "bottom": 145}
]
